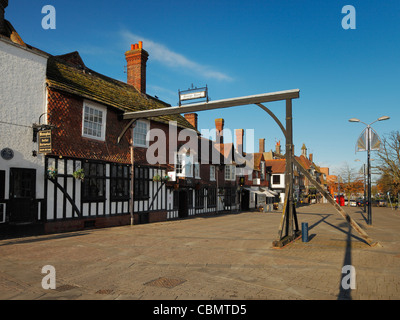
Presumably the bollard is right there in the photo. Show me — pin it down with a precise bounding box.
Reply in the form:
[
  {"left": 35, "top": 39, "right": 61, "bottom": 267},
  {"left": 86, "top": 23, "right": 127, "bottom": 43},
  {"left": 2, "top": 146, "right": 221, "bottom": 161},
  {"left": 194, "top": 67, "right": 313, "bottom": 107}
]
[{"left": 302, "top": 222, "right": 309, "bottom": 242}]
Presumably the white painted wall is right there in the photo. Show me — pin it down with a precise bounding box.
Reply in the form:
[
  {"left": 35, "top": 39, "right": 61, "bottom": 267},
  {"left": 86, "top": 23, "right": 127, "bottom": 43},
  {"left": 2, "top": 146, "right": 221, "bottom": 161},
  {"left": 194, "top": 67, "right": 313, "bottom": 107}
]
[{"left": 0, "top": 38, "right": 48, "bottom": 201}]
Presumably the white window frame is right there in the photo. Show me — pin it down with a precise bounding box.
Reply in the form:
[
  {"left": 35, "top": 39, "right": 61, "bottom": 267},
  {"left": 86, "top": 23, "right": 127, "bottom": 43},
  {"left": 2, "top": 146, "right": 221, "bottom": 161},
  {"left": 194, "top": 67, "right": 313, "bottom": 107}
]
[
  {"left": 133, "top": 120, "right": 150, "bottom": 148},
  {"left": 210, "top": 165, "right": 216, "bottom": 181},
  {"left": 194, "top": 163, "right": 200, "bottom": 179},
  {"left": 225, "top": 165, "right": 236, "bottom": 181},
  {"left": 175, "top": 152, "right": 193, "bottom": 178},
  {"left": 82, "top": 101, "right": 107, "bottom": 141}
]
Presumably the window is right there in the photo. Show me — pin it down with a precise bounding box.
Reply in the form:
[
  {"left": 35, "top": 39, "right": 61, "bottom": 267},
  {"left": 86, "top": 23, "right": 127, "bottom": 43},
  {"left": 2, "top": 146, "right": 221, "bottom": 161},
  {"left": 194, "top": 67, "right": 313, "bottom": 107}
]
[
  {"left": 133, "top": 120, "right": 149, "bottom": 147},
  {"left": 194, "top": 163, "right": 200, "bottom": 179},
  {"left": 110, "top": 164, "right": 130, "bottom": 200},
  {"left": 82, "top": 162, "right": 105, "bottom": 202},
  {"left": 82, "top": 102, "right": 106, "bottom": 140},
  {"left": 0, "top": 170, "right": 5, "bottom": 201},
  {"left": 207, "top": 187, "right": 216, "bottom": 207},
  {"left": 175, "top": 154, "right": 183, "bottom": 175},
  {"left": 210, "top": 165, "right": 216, "bottom": 181},
  {"left": 224, "top": 165, "right": 235, "bottom": 181},
  {"left": 173, "top": 190, "right": 179, "bottom": 210},
  {"left": 175, "top": 153, "right": 193, "bottom": 177},
  {"left": 134, "top": 166, "right": 149, "bottom": 200},
  {"left": 195, "top": 188, "right": 204, "bottom": 208},
  {"left": 273, "top": 174, "right": 281, "bottom": 185},
  {"left": 224, "top": 187, "right": 236, "bottom": 206},
  {"left": 187, "top": 190, "right": 193, "bottom": 207},
  {"left": 260, "top": 161, "right": 265, "bottom": 181}
]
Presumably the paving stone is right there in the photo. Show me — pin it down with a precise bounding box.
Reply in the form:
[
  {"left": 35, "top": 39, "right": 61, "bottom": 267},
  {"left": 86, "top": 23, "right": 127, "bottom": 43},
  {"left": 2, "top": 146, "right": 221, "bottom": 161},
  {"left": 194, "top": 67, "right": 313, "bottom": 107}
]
[{"left": 0, "top": 204, "right": 399, "bottom": 300}]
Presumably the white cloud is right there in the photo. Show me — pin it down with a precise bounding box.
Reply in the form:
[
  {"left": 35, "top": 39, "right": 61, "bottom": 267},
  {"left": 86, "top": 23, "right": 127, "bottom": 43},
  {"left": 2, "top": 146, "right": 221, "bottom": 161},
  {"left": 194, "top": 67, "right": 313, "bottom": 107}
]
[{"left": 120, "top": 30, "right": 233, "bottom": 82}]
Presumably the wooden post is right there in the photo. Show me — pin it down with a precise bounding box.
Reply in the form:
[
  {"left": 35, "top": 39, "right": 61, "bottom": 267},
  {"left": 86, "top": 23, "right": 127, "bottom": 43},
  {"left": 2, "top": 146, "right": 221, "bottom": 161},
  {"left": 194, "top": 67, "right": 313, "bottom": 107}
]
[
  {"left": 273, "top": 99, "right": 301, "bottom": 247},
  {"left": 130, "top": 122, "right": 136, "bottom": 226}
]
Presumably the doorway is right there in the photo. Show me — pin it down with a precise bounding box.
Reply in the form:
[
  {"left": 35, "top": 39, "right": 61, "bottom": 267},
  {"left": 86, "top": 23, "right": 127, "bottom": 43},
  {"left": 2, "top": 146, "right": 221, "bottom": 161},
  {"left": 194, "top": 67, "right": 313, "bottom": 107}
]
[
  {"left": 9, "top": 168, "right": 37, "bottom": 224},
  {"left": 178, "top": 190, "right": 188, "bottom": 218},
  {"left": 241, "top": 189, "right": 250, "bottom": 211}
]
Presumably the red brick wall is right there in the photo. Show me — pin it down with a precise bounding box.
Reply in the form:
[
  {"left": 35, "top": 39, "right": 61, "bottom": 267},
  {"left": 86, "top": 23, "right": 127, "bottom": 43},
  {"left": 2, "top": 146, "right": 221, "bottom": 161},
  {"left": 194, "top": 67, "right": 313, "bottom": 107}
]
[
  {"left": 47, "top": 88, "right": 197, "bottom": 168},
  {"left": 47, "top": 89, "right": 132, "bottom": 164}
]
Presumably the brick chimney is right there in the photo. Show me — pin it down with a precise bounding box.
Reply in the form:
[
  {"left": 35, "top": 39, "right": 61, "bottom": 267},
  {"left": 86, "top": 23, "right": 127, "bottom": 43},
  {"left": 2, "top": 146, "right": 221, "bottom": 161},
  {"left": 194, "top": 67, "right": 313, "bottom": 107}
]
[
  {"left": 215, "top": 118, "right": 224, "bottom": 144},
  {"left": 125, "top": 41, "right": 149, "bottom": 94},
  {"left": 259, "top": 138, "right": 265, "bottom": 153},
  {"left": 309, "top": 153, "right": 313, "bottom": 163},
  {"left": 275, "top": 141, "right": 281, "bottom": 155},
  {"left": 235, "top": 129, "right": 244, "bottom": 155},
  {"left": 0, "top": 0, "right": 8, "bottom": 35},
  {"left": 184, "top": 113, "right": 198, "bottom": 130}
]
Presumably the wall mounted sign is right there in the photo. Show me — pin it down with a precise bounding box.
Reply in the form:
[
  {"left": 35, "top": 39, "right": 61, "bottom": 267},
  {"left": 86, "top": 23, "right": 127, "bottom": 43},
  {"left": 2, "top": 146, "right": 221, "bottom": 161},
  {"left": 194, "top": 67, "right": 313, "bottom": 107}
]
[
  {"left": 38, "top": 130, "right": 52, "bottom": 154},
  {"left": 1, "top": 148, "right": 14, "bottom": 160}
]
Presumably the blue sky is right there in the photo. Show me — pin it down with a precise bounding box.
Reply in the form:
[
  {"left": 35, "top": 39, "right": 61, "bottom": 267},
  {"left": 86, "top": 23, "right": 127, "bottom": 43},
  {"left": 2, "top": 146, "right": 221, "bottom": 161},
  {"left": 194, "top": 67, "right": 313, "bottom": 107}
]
[{"left": 6, "top": 0, "right": 400, "bottom": 175}]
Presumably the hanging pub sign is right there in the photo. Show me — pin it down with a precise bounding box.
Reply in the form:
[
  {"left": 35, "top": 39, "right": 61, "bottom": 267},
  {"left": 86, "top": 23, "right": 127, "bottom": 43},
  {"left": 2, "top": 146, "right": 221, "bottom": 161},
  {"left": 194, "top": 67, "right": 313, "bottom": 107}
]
[{"left": 38, "top": 129, "right": 52, "bottom": 154}]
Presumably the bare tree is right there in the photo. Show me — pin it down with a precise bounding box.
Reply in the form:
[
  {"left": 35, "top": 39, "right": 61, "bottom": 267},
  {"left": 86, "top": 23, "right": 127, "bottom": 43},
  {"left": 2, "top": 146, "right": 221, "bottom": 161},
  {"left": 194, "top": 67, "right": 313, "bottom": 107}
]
[
  {"left": 338, "top": 162, "right": 364, "bottom": 202},
  {"left": 376, "top": 131, "right": 400, "bottom": 195}
]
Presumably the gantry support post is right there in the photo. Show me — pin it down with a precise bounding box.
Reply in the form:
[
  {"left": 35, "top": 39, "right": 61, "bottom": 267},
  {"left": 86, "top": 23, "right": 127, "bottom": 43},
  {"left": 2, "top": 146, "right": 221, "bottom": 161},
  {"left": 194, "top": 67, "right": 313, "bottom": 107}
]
[{"left": 272, "top": 99, "right": 301, "bottom": 247}]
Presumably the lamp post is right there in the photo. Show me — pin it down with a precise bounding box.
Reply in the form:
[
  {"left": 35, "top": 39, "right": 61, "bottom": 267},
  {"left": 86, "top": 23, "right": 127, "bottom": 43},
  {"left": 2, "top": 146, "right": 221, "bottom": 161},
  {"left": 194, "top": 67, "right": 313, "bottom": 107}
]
[
  {"left": 349, "top": 116, "right": 390, "bottom": 225},
  {"left": 355, "top": 159, "right": 366, "bottom": 213}
]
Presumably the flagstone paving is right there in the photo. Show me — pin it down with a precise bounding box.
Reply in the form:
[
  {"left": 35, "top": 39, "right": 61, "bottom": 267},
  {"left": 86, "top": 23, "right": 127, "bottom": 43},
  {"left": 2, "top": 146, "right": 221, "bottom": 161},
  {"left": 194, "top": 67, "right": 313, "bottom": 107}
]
[{"left": 0, "top": 204, "right": 399, "bottom": 300}]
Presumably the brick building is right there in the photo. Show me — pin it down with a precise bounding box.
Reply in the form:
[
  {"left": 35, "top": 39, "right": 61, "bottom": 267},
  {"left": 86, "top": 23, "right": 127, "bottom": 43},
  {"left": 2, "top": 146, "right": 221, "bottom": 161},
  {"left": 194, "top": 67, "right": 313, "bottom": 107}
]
[{"left": 1, "top": 4, "right": 240, "bottom": 234}]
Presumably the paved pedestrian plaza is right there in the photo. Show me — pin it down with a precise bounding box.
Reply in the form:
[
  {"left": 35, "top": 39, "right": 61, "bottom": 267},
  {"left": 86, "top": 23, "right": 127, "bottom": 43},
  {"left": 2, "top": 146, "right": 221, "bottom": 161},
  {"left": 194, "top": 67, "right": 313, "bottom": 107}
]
[{"left": 0, "top": 204, "right": 399, "bottom": 300}]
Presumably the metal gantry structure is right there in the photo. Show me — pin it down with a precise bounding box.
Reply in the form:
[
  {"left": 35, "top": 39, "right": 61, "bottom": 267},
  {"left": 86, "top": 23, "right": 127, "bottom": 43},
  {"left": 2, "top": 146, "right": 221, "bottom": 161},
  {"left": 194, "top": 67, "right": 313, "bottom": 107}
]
[{"left": 122, "top": 89, "right": 375, "bottom": 247}]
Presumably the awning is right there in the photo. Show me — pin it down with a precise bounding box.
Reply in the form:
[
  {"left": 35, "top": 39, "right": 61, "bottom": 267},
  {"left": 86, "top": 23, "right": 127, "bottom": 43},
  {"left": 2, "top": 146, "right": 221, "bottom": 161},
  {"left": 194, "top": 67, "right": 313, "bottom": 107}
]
[{"left": 260, "top": 188, "right": 277, "bottom": 197}]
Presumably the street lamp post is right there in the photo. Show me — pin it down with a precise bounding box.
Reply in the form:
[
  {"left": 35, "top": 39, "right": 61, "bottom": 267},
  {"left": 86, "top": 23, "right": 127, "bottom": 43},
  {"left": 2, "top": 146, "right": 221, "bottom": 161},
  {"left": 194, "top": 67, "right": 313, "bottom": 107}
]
[
  {"left": 355, "top": 159, "right": 367, "bottom": 213},
  {"left": 349, "top": 116, "right": 390, "bottom": 225}
]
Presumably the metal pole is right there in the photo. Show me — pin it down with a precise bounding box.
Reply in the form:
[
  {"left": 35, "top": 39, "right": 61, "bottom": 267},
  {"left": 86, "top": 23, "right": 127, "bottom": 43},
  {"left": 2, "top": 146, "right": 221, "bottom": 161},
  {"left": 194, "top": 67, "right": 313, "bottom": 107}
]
[
  {"left": 367, "top": 126, "right": 372, "bottom": 225},
  {"left": 363, "top": 164, "right": 366, "bottom": 213}
]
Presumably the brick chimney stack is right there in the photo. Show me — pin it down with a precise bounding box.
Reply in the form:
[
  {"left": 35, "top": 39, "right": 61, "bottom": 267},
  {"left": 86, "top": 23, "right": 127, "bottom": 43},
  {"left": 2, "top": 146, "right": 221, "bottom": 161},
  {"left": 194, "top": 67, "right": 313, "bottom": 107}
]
[
  {"left": 275, "top": 141, "right": 281, "bottom": 155},
  {"left": 235, "top": 129, "right": 244, "bottom": 155},
  {"left": 259, "top": 138, "right": 265, "bottom": 153},
  {"left": 0, "top": 0, "right": 8, "bottom": 35},
  {"left": 215, "top": 118, "right": 224, "bottom": 144},
  {"left": 125, "top": 41, "right": 149, "bottom": 94},
  {"left": 184, "top": 113, "right": 198, "bottom": 130}
]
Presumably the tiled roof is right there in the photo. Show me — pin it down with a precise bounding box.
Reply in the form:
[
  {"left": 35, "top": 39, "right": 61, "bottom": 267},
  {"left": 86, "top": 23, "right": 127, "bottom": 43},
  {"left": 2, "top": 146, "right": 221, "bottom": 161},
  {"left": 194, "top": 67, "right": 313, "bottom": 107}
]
[
  {"left": 46, "top": 54, "right": 196, "bottom": 131},
  {"left": 296, "top": 155, "right": 313, "bottom": 170},
  {"left": 265, "top": 159, "right": 286, "bottom": 173}
]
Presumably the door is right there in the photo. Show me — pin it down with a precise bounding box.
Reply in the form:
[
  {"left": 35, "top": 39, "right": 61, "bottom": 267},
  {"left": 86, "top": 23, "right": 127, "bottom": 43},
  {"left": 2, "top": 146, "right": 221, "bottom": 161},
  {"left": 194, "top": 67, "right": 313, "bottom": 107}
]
[
  {"left": 178, "top": 190, "right": 188, "bottom": 218},
  {"left": 9, "top": 168, "right": 37, "bottom": 224},
  {"left": 241, "top": 189, "right": 250, "bottom": 211}
]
